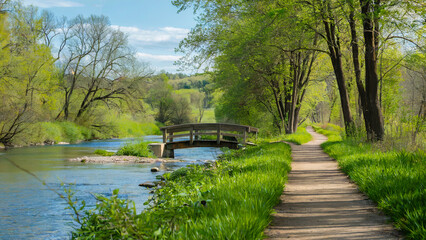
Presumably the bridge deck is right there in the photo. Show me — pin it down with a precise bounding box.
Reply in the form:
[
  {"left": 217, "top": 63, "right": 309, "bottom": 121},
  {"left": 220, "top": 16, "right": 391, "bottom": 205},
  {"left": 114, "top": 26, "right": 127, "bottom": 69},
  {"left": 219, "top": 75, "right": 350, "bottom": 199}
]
[
  {"left": 153, "top": 123, "right": 258, "bottom": 157},
  {"left": 165, "top": 140, "right": 240, "bottom": 150}
]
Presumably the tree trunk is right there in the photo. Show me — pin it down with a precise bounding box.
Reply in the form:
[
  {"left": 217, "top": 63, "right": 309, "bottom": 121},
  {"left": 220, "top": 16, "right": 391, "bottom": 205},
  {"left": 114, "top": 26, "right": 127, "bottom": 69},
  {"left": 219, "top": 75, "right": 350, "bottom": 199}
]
[
  {"left": 348, "top": 7, "right": 372, "bottom": 139},
  {"left": 360, "top": 0, "right": 384, "bottom": 141},
  {"left": 321, "top": 2, "right": 354, "bottom": 136}
]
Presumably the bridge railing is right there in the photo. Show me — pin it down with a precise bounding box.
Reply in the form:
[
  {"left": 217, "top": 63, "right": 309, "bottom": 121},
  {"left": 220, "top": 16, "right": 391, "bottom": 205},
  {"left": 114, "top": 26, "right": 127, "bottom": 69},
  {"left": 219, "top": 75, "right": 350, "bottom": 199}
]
[{"left": 160, "top": 123, "right": 258, "bottom": 145}]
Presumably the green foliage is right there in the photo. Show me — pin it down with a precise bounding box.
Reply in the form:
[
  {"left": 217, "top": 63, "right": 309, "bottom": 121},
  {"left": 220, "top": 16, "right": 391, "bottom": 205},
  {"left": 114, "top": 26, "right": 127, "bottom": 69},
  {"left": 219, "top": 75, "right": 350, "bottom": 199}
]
[
  {"left": 116, "top": 141, "right": 155, "bottom": 158},
  {"left": 200, "top": 108, "right": 216, "bottom": 123},
  {"left": 112, "top": 118, "right": 161, "bottom": 137},
  {"left": 56, "top": 122, "right": 86, "bottom": 143},
  {"left": 71, "top": 189, "right": 145, "bottom": 239},
  {"left": 69, "top": 142, "right": 292, "bottom": 239},
  {"left": 312, "top": 123, "right": 343, "bottom": 142},
  {"left": 319, "top": 128, "right": 426, "bottom": 239},
  {"left": 257, "top": 127, "right": 313, "bottom": 145},
  {"left": 11, "top": 121, "right": 93, "bottom": 145},
  {"left": 94, "top": 149, "right": 114, "bottom": 156},
  {"left": 282, "top": 127, "right": 313, "bottom": 145}
]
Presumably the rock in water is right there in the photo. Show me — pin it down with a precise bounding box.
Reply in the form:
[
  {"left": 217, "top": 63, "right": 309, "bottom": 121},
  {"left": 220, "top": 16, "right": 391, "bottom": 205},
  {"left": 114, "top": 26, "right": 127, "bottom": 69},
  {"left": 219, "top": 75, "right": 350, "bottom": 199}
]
[
  {"left": 151, "top": 167, "right": 160, "bottom": 172},
  {"left": 139, "top": 182, "right": 156, "bottom": 188}
]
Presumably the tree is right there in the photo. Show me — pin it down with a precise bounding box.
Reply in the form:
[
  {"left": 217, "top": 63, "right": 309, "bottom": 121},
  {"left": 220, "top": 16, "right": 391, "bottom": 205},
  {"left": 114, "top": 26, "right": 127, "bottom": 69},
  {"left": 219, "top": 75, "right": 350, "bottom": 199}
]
[
  {"left": 54, "top": 15, "right": 147, "bottom": 122},
  {"left": 302, "top": 0, "right": 355, "bottom": 135},
  {"left": 170, "top": 94, "right": 191, "bottom": 124},
  {"left": 190, "top": 91, "right": 205, "bottom": 123},
  {"left": 0, "top": 2, "right": 55, "bottom": 146},
  {"left": 174, "top": 0, "right": 318, "bottom": 133},
  {"left": 146, "top": 74, "right": 174, "bottom": 124}
]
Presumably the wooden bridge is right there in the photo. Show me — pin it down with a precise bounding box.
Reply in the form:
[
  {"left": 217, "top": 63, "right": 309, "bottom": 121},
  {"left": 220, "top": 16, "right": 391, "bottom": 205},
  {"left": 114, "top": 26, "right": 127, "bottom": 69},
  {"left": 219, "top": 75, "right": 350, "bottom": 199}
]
[{"left": 148, "top": 123, "right": 258, "bottom": 158}]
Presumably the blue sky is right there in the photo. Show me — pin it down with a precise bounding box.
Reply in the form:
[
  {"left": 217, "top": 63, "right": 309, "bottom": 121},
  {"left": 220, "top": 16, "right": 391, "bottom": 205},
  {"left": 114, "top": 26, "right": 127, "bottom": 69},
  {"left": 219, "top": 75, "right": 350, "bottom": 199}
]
[{"left": 22, "top": 0, "right": 197, "bottom": 73}]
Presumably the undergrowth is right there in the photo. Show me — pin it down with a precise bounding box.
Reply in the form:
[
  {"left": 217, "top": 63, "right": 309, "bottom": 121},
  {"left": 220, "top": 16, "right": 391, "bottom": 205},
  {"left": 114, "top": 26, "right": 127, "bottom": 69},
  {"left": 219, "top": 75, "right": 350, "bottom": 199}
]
[
  {"left": 116, "top": 141, "right": 156, "bottom": 158},
  {"left": 253, "top": 127, "right": 312, "bottom": 145},
  {"left": 316, "top": 124, "right": 425, "bottom": 239},
  {"left": 281, "top": 127, "right": 312, "bottom": 144},
  {"left": 69, "top": 142, "right": 292, "bottom": 239},
  {"left": 93, "top": 149, "right": 114, "bottom": 156}
]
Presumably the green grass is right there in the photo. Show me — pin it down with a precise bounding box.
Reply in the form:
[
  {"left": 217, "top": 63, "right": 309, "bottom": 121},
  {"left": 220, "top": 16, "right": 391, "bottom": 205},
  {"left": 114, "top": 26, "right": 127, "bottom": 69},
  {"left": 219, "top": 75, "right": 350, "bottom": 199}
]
[
  {"left": 94, "top": 149, "right": 114, "bottom": 156},
  {"left": 281, "top": 127, "right": 312, "bottom": 144},
  {"left": 69, "top": 142, "right": 292, "bottom": 239},
  {"left": 116, "top": 141, "right": 156, "bottom": 158},
  {"left": 317, "top": 125, "right": 425, "bottom": 239},
  {"left": 200, "top": 108, "right": 216, "bottom": 123},
  {"left": 10, "top": 117, "right": 161, "bottom": 147},
  {"left": 255, "top": 127, "right": 313, "bottom": 145}
]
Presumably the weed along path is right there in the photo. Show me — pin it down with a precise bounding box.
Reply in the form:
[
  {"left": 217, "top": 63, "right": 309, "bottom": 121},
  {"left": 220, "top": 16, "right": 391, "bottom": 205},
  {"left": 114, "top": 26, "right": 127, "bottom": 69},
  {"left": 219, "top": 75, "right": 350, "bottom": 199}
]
[{"left": 265, "top": 127, "right": 401, "bottom": 239}]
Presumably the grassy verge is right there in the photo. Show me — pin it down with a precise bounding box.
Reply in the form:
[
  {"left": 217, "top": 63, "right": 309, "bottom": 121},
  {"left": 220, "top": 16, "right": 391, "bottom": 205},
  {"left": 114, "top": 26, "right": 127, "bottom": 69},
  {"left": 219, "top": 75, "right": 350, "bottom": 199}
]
[
  {"left": 282, "top": 127, "right": 312, "bottom": 144},
  {"left": 255, "top": 127, "right": 312, "bottom": 145},
  {"left": 316, "top": 124, "right": 425, "bottom": 239},
  {"left": 70, "top": 142, "right": 292, "bottom": 239},
  {"left": 10, "top": 118, "right": 161, "bottom": 147}
]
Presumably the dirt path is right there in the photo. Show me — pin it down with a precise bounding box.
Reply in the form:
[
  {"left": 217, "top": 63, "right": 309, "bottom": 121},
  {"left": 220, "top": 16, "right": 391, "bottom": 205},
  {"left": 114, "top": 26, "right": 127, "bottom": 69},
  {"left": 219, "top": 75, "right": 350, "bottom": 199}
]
[{"left": 265, "top": 127, "right": 401, "bottom": 239}]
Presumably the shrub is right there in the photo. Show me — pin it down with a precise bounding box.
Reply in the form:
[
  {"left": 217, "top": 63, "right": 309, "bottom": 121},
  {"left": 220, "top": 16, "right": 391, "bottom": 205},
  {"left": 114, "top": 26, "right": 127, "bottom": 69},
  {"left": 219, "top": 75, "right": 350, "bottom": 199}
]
[
  {"left": 56, "top": 121, "right": 84, "bottom": 143},
  {"left": 94, "top": 149, "right": 114, "bottom": 156},
  {"left": 116, "top": 141, "right": 155, "bottom": 158}
]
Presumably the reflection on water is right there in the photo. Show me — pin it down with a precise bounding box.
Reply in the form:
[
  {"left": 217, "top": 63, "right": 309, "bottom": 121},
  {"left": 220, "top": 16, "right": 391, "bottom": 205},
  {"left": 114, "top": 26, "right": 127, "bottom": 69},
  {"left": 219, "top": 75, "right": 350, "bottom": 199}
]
[{"left": 0, "top": 136, "right": 221, "bottom": 239}]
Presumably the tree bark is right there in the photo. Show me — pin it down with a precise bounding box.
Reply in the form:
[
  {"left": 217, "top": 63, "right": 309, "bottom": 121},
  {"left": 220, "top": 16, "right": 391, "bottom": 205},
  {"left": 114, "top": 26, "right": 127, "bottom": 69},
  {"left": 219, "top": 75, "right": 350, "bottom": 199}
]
[
  {"left": 321, "top": 1, "right": 354, "bottom": 136},
  {"left": 360, "top": 0, "right": 384, "bottom": 141},
  {"left": 348, "top": 7, "right": 372, "bottom": 139}
]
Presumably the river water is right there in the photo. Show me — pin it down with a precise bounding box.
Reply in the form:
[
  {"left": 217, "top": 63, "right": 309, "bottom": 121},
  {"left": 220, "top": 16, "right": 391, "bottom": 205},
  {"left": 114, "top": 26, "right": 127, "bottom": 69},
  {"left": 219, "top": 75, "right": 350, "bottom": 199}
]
[{"left": 0, "top": 136, "right": 221, "bottom": 239}]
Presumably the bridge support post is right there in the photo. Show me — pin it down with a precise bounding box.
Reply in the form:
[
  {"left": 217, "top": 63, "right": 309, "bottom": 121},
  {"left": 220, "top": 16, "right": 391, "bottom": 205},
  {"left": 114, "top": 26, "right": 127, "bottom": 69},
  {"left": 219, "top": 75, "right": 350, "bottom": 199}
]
[
  {"left": 163, "top": 129, "right": 167, "bottom": 143},
  {"left": 163, "top": 148, "right": 174, "bottom": 158},
  {"left": 148, "top": 143, "right": 174, "bottom": 158}
]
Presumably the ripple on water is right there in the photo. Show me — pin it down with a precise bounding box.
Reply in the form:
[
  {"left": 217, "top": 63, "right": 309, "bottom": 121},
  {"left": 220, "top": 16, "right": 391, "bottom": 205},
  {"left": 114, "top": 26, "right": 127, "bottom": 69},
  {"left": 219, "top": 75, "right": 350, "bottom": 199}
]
[{"left": 0, "top": 138, "right": 221, "bottom": 239}]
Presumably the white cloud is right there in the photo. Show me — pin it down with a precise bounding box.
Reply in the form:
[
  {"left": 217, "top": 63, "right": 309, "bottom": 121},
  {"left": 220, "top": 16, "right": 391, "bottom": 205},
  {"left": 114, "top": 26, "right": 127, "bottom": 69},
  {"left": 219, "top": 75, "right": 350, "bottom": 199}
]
[
  {"left": 23, "top": 0, "right": 83, "bottom": 8},
  {"left": 112, "top": 25, "right": 190, "bottom": 44},
  {"left": 136, "top": 52, "right": 181, "bottom": 62}
]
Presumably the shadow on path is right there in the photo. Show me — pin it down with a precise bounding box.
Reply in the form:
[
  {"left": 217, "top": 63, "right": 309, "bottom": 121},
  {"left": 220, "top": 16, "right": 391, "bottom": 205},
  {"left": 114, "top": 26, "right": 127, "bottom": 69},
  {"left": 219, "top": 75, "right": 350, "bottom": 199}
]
[{"left": 265, "top": 126, "right": 401, "bottom": 239}]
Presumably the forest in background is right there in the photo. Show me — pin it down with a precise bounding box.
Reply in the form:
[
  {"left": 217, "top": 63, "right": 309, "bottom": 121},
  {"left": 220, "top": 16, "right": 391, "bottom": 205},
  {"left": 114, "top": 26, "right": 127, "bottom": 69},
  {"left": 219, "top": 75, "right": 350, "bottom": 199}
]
[
  {"left": 0, "top": 1, "right": 214, "bottom": 146},
  {"left": 0, "top": 0, "right": 425, "bottom": 150},
  {"left": 0, "top": 1, "right": 214, "bottom": 147},
  {"left": 174, "top": 0, "right": 425, "bottom": 148}
]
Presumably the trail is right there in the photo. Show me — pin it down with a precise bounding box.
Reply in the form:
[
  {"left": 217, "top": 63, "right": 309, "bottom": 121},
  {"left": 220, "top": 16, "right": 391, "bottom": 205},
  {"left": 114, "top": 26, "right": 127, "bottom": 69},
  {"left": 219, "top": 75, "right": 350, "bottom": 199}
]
[{"left": 265, "top": 127, "right": 401, "bottom": 239}]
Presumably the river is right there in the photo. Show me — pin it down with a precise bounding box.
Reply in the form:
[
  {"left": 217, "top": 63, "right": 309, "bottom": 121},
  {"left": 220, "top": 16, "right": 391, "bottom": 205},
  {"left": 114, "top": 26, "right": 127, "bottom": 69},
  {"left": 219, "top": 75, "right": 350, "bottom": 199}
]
[{"left": 0, "top": 136, "right": 221, "bottom": 239}]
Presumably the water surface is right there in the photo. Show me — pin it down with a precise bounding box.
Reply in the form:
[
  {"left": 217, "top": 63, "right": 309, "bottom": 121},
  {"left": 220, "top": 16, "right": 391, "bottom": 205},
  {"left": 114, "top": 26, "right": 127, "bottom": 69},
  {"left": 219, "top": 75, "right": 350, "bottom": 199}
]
[{"left": 0, "top": 136, "right": 221, "bottom": 239}]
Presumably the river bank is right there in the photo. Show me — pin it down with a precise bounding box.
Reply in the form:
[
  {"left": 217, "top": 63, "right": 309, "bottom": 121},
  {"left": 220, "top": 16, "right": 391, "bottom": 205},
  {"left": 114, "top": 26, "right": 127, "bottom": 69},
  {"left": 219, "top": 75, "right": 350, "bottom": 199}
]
[
  {"left": 69, "top": 142, "right": 293, "bottom": 239},
  {"left": 69, "top": 155, "right": 183, "bottom": 164},
  {"left": 1, "top": 120, "right": 162, "bottom": 149}
]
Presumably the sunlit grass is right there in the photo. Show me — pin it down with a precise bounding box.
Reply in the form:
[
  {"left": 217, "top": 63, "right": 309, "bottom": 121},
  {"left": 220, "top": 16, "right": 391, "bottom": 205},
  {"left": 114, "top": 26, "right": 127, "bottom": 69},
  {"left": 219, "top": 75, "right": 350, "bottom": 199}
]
[
  {"left": 254, "top": 127, "right": 312, "bottom": 145},
  {"left": 317, "top": 125, "right": 425, "bottom": 239},
  {"left": 115, "top": 141, "right": 156, "bottom": 158},
  {"left": 70, "top": 142, "right": 292, "bottom": 239}
]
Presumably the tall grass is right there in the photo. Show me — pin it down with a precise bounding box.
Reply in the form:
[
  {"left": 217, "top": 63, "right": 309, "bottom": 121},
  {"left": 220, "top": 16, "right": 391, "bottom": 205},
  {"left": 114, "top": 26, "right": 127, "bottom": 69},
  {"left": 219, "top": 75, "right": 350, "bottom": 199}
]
[
  {"left": 255, "top": 127, "right": 313, "bottom": 145},
  {"left": 69, "top": 142, "right": 292, "bottom": 239},
  {"left": 116, "top": 141, "right": 156, "bottom": 158},
  {"left": 317, "top": 124, "right": 425, "bottom": 239},
  {"left": 282, "top": 127, "right": 312, "bottom": 144}
]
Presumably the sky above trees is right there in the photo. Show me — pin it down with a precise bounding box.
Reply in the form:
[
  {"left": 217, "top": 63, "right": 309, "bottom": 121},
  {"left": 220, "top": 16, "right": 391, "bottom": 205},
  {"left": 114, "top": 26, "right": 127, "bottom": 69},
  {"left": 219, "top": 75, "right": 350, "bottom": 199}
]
[{"left": 22, "top": 0, "right": 196, "bottom": 73}]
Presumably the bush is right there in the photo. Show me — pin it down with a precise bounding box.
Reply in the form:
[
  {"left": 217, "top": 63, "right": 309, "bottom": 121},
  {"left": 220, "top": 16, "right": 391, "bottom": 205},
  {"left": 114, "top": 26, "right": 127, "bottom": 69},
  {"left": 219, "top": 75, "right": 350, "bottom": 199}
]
[
  {"left": 116, "top": 141, "right": 155, "bottom": 158},
  {"left": 56, "top": 121, "right": 84, "bottom": 143},
  {"left": 94, "top": 149, "right": 114, "bottom": 156}
]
